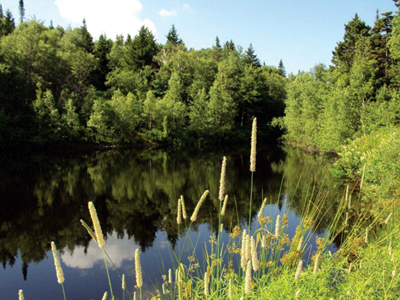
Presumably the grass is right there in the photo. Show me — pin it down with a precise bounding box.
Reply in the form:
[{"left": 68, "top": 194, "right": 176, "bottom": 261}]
[{"left": 18, "top": 120, "right": 400, "bottom": 299}]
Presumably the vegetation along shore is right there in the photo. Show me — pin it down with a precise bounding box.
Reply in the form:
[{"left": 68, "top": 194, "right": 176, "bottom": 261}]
[{"left": 2, "top": 0, "right": 400, "bottom": 299}]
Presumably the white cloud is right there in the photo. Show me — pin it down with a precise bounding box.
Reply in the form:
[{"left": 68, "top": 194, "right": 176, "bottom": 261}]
[
  {"left": 54, "top": 0, "right": 157, "bottom": 40},
  {"left": 61, "top": 232, "right": 139, "bottom": 269},
  {"left": 183, "top": 4, "right": 190, "bottom": 10},
  {"left": 159, "top": 9, "right": 177, "bottom": 17}
]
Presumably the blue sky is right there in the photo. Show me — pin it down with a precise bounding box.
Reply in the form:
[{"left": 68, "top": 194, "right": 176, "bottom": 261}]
[{"left": 0, "top": 0, "right": 397, "bottom": 74}]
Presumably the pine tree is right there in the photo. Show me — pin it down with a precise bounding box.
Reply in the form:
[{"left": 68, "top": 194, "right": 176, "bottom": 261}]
[
  {"left": 244, "top": 44, "right": 261, "bottom": 67},
  {"left": 332, "top": 14, "right": 371, "bottom": 70},
  {"left": 19, "top": 0, "right": 25, "bottom": 23},
  {"left": 215, "top": 36, "right": 221, "bottom": 49},
  {"left": 371, "top": 11, "right": 393, "bottom": 87},
  {"left": 278, "top": 59, "right": 286, "bottom": 77},
  {"left": 166, "top": 25, "right": 183, "bottom": 46},
  {"left": 0, "top": 9, "right": 15, "bottom": 37},
  {"left": 124, "top": 26, "right": 159, "bottom": 70},
  {"left": 79, "top": 19, "right": 94, "bottom": 53},
  {"left": 93, "top": 34, "right": 112, "bottom": 90},
  {"left": 224, "top": 40, "right": 236, "bottom": 52}
]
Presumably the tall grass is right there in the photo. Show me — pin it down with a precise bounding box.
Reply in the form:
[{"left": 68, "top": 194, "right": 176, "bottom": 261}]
[{"left": 18, "top": 121, "right": 400, "bottom": 299}]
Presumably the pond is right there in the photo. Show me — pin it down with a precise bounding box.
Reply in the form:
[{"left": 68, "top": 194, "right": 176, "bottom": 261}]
[{"left": 0, "top": 144, "right": 342, "bottom": 299}]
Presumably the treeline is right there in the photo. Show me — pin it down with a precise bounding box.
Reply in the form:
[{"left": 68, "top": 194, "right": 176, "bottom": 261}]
[
  {"left": 279, "top": 1, "right": 400, "bottom": 222},
  {"left": 0, "top": 7, "right": 286, "bottom": 148},
  {"left": 280, "top": 2, "right": 400, "bottom": 151}
]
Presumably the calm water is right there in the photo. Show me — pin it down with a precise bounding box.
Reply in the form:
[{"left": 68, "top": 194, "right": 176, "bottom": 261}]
[{"left": 0, "top": 145, "right": 341, "bottom": 299}]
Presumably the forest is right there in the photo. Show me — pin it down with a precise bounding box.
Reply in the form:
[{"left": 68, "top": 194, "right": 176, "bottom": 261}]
[{"left": 0, "top": 4, "right": 286, "bottom": 148}]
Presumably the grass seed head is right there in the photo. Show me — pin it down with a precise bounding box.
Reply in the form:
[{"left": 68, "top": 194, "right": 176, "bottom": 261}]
[
  {"left": 245, "top": 260, "right": 252, "bottom": 294},
  {"left": 102, "top": 291, "right": 107, "bottom": 300},
  {"left": 180, "top": 195, "right": 187, "bottom": 219},
  {"left": 190, "top": 190, "right": 209, "bottom": 222},
  {"left": 297, "top": 236, "right": 303, "bottom": 252},
  {"left": 51, "top": 241, "right": 65, "bottom": 284},
  {"left": 177, "top": 197, "right": 182, "bottom": 225},
  {"left": 221, "top": 195, "right": 229, "bottom": 216},
  {"left": 250, "top": 117, "right": 257, "bottom": 172},
  {"left": 18, "top": 290, "right": 24, "bottom": 300},
  {"left": 168, "top": 268, "right": 172, "bottom": 283},
  {"left": 275, "top": 215, "right": 281, "bottom": 238},
  {"left": 251, "top": 236, "right": 259, "bottom": 272},
  {"left": 135, "top": 248, "right": 143, "bottom": 288},
  {"left": 219, "top": 156, "right": 227, "bottom": 201},
  {"left": 88, "top": 201, "right": 105, "bottom": 249}
]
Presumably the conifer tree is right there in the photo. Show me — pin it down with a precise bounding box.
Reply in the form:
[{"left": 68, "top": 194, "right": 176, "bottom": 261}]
[
  {"left": 125, "top": 26, "right": 159, "bottom": 70},
  {"left": 93, "top": 34, "right": 112, "bottom": 90},
  {"left": 278, "top": 59, "right": 286, "bottom": 77},
  {"left": 332, "top": 14, "right": 371, "bottom": 70},
  {"left": 79, "top": 19, "right": 94, "bottom": 53},
  {"left": 0, "top": 9, "right": 15, "bottom": 37},
  {"left": 166, "top": 25, "right": 183, "bottom": 46},
  {"left": 371, "top": 11, "right": 393, "bottom": 87},
  {"left": 224, "top": 40, "right": 236, "bottom": 52},
  {"left": 215, "top": 36, "right": 221, "bottom": 49},
  {"left": 19, "top": 0, "right": 25, "bottom": 23},
  {"left": 244, "top": 44, "right": 261, "bottom": 67}
]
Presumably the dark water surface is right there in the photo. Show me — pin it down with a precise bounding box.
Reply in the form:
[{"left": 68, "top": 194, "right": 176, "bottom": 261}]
[{"left": 0, "top": 145, "right": 341, "bottom": 299}]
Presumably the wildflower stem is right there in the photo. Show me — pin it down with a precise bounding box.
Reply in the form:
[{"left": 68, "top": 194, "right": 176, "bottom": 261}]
[
  {"left": 61, "top": 284, "right": 67, "bottom": 300},
  {"left": 248, "top": 171, "right": 254, "bottom": 231},
  {"left": 103, "top": 249, "right": 114, "bottom": 298}
]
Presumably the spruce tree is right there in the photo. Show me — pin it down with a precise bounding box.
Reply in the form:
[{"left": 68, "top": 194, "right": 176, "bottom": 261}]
[
  {"left": 166, "top": 25, "right": 183, "bottom": 46},
  {"left": 0, "top": 9, "right": 15, "bottom": 37},
  {"left": 19, "top": 0, "right": 25, "bottom": 23},
  {"left": 332, "top": 14, "right": 371, "bottom": 70},
  {"left": 79, "top": 19, "right": 94, "bottom": 53},
  {"left": 278, "top": 59, "right": 286, "bottom": 77},
  {"left": 224, "top": 40, "right": 236, "bottom": 52},
  {"left": 244, "top": 44, "right": 261, "bottom": 67},
  {"left": 125, "top": 26, "right": 159, "bottom": 70},
  {"left": 93, "top": 34, "right": 112, "bottom": 90},
  {"left": 215, "top": 36, "right": 221, "bottom": 49},
  {"left": 371, "top": 11, "right": 393, "bottom": 87}
]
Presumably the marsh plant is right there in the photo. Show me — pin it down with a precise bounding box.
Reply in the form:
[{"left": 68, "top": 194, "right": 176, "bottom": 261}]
[{"left": 17, "top": 117, "right": 400, "bottom": 299}]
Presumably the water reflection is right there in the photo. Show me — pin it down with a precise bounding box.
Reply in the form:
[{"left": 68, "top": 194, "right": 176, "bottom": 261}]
[{"left": 0, "top": 145, "right": 341, "bottom": 299}]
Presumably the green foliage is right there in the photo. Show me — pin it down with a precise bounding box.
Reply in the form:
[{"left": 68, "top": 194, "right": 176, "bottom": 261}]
[
  {"left": 88, "top": 90, "right": 142, "bottom": 144},
  {"left": 0, "top": 10, "right": 285, "bottom": 147},
  {"left": 332, "top": 14, "right": 371, "bottom": 71},
  {"left": 283, "top": 5, "right": 400, "bottom": 152},
  {"left": 124, "top": 26, "right": 159, "bottom": 70},
  {"left": 32, "top": 86, "right": 62, "bottom": 144},
  {"left": 166, "top": 24, "right": 184, "bottom": 47},
  {"left": 333, "top": 126, "right": 400, "bottom": 226},
  {"left": 0, "top": 8, "right": 15, "bottom": 36}
]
